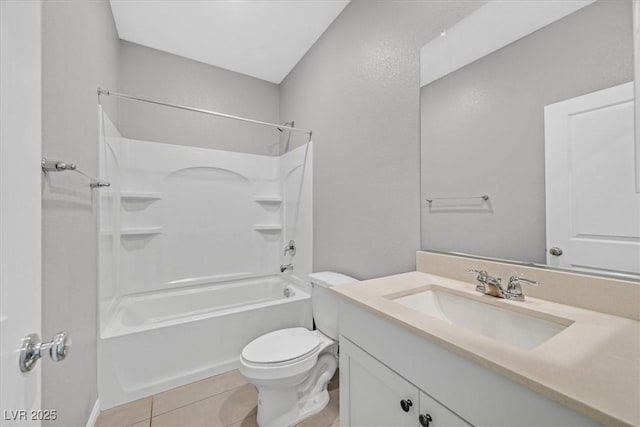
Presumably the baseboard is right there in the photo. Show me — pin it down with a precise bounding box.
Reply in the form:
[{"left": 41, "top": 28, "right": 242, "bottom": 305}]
[{"left": 86, "top": 399, "right": 100, "bottom": 427}]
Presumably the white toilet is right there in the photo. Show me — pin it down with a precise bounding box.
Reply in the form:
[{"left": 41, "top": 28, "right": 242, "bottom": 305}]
[{"left": 239, "top": 272, "right": 358, "bottom": 427}]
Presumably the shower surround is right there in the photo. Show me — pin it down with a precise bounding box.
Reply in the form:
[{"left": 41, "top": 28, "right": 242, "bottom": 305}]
[{"left": 97, "top": 109, "right": 313, "bottom": 408}]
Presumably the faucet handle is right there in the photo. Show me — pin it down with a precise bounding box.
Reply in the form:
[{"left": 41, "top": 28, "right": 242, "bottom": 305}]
[
  {"left": 506, "top": 275, "right": 539, "bottom": 301},
  {"left": 465, "top": 269, "right": 488, "bottom": 279},
  {"left": 284, "top": 240, "right": 296, "bottom": 256},
  {"left": 465, "top": 269, "right": 489, "bottom": 293},
  {"left": 508, "top": 275, "right": 539, "bottom": 287}
]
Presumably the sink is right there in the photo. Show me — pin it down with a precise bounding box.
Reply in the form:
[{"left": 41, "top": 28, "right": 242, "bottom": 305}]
[{"left": 391, "top": 288, "right": 570, "bottom": 350}]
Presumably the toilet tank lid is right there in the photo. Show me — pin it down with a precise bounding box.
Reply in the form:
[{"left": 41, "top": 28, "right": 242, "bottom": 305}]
[{"left": 308, "top": 271, "right": 358, "bottom": 288}]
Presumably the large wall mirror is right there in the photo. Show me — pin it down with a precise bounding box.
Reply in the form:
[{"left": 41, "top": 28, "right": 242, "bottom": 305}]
[{"left": 420, "top": 0, "right": 640, "bottom": 279}]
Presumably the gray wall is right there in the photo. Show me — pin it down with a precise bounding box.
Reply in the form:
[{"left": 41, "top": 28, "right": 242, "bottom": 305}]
[
  {"left": 41, "top": 1, "right": 120, "bottom": 425},
  {"left": 279, "top": 0, "right": 484, "bottom": 279},
  {"left": 421, "top": 0, "right": 634, "bottom": 264},
  {"left": 119, "top": 41, "right": 281, "bottom": 155}
]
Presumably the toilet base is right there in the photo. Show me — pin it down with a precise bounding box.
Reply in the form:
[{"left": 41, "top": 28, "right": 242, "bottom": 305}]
[{"left": 255, "top": 353, "right": 337, "bottom": 427}]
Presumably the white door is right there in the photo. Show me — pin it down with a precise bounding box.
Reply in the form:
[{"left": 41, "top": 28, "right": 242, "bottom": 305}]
[
  {"left": 545, "top": 82, "right": 640, "bottom": 276},
  {"left": 0, "top": 1, "right": 42, "bottom": 425}
]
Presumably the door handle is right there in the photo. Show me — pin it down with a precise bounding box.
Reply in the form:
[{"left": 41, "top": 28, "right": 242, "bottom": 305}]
[
  {"left": 549, "top": 247, "right": 563, "bottom": 256},
  {"left": 19, "top": 332, "right": 69, "bottom": 372}
]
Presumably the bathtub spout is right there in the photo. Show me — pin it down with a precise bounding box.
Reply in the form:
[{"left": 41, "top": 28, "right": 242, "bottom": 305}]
[{"left": 280, "top": 264, "right": 293, "bottom": 273}]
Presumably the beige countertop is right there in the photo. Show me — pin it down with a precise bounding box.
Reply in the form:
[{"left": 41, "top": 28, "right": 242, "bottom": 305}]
[{"left": 332, "top": 271, "right": 640, "bottom": 427}]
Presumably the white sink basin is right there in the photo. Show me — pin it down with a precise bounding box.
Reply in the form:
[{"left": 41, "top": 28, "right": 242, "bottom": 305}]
[{"left": 391, "top": 288, "right": 570, "bottom": 350}]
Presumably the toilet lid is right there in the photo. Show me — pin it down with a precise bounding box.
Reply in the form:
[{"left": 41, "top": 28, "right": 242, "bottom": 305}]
[{"left": 242, "top": 328, "right": 320, "bottom": 364}]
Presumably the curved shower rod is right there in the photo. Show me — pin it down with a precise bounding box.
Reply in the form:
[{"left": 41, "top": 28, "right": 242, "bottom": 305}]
[{"left": 97, "top": 87, "right": 312, "bottom": 140}]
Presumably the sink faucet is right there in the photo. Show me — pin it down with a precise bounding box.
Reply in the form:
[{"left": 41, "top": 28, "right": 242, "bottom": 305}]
[
  {"left": 466, "top": 270, "right": 539, "bottom": 301},
  {"left": 466, "top": 269, "right": 506, "bottom": 298},
  {"left": 280, "top": 264, "right": 293, "bottom": 273}
]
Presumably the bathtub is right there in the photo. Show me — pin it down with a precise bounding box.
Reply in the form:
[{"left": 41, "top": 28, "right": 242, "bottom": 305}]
[{"left": 98, "top": 274, "right": 312, "bottom": 409}]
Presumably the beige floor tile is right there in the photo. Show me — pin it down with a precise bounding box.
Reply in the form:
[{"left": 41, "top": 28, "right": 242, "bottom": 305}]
[
  {"left": 227, "top": 409, "right": 258, "bottom": 427},
  {"left": 96, "top": 397, "right": 152, "bottom": 427},
  {"left": 151, "top": 384, "right": 257, "bottom": 427},
  {"left": 153, "top": 370, "right": 248, "bottom": 417},
  {"left": 296, "top": 388, "right": 340, "bottom": 427},
  {"left": 218, "top": 383, "right": 258, "bottom": 425},
  {"left": 129, "top": 419, "right": 151, "bottom": 427}
]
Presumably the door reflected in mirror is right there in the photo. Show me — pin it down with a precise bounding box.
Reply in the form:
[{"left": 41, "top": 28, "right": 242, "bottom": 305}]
[{"left": 419, "top": 0, "right": 639, "bottom": 278}]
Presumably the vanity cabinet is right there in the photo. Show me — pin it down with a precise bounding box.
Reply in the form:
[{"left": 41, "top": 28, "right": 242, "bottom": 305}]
[
  {"left": 338, "top": 299, "right": 603, "bottom": 427},
  {"left": 341, "top": 337, "right": 470, "bottom": 427}
]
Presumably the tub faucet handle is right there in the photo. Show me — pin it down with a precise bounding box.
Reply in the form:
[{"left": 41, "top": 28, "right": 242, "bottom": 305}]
[{"left": 284, "top": 240, "right": 296, "bottom": 256}]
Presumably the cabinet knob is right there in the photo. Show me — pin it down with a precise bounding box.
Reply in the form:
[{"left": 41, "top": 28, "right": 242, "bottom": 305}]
[
  {"left": 418, "top": 413, "right": 433, "bottom": 427},
  {"left": 400, "top": 399, "right": 413, "bottom": 412}
]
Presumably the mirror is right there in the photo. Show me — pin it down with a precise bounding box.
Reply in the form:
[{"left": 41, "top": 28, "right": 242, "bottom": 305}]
[{"left": 420, "top": 0, "right": 640, "bottom": 278}]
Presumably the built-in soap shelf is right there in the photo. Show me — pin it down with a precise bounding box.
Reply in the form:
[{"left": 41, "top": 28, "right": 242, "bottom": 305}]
[
  {"left": 253, "top": 196, "right": 282, "bottom": 204},
  {"left": 120, "top": 191, "right": 162, "bottom": 201},
  {"left": 101, "top": 227, "right": 162, "bottom": 237},
  {"left": 117, "top": 191, "right": 162, "bottom": 238},
  {"left": 121, "top": 227, "right": 162, "bottom": 236},
  {"left": 254, "top": 195, "right": 282, "bottom": 231},
  {"left": 253, "top": 224, "right": 282, "bottom": 231}
]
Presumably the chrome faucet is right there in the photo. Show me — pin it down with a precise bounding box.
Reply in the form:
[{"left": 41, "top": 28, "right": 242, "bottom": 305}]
[
  {"left": 280, "top": 264, "right": 293, "bottom": 273},
  {"left": 466, "top": 269, "right": 506, "bottom": 298},
  {"left": 284, "top": 240, "right": 296, "bottom": 257},
  {"left": 505, "top": 275, "right": 539, "bottom": 301},
  {"left": 466, "top": 269, "right": 539, "bottom": 301}
]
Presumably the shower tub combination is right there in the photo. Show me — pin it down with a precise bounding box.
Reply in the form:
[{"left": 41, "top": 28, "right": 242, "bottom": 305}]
[
  {"left": 98, "top": 274, "right": 312, "bottom": 409},
  {"left": 97, "top": 109, "right": 314, "bottom": 409}
]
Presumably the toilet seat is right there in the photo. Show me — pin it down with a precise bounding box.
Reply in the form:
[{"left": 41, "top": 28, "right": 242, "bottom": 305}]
[
  {"left": 239, "top": 329, "right": 335, "bottom": 382},
  {"left": 242, "top": 327, "right": 321, "bottom": 365}
]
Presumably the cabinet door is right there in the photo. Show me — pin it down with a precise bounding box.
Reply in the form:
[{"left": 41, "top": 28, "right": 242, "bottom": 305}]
[
  {"left": 341, "top": 338, "right": 419, "bottom": 427},
  {"left": 418, "top": 391, "right": 471, "bottom": 427}
]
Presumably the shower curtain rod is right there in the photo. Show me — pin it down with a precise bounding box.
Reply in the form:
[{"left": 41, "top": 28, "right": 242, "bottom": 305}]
[{"left": 97, "top": 87, "right": 312, "bottom": 139}]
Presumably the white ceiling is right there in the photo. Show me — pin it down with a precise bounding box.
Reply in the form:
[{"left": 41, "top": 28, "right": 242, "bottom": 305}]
[{"left": 109, "top": 0, "right": 350, "bottom": 84}]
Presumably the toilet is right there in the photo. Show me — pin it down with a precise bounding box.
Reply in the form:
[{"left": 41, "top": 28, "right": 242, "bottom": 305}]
[{"left": 239, "top": 272, "right": 358, "bottom": 427}]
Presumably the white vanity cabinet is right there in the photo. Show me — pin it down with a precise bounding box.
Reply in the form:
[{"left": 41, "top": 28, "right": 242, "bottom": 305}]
[
  {"left": 338, "top": 299, "right": 603, "bottom": 427},
  {"left": 341, "top": 337, "right": 470, "bottom": 427}
]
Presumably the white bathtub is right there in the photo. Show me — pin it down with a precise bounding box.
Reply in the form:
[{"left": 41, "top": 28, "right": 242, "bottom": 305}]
[{"left": 98, "top": 274, "right": 312, "bottom": 409}]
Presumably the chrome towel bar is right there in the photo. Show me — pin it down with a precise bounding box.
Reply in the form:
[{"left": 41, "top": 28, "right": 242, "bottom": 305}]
[
  {"left": 426, "top": 194, "right": 489, "bottom": 204},
  {"left": 41, "top": 158, "right": 110, "bottom": 188}
]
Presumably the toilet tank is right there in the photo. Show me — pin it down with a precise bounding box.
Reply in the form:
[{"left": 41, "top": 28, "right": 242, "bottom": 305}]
[{"left": 309, "top": 272, "right": 359, "bottom": 340}]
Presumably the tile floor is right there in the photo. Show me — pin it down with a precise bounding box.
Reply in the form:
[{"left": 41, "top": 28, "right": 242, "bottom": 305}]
[{"left": 96, "top": 370, "right": 339, "bottom": 427}]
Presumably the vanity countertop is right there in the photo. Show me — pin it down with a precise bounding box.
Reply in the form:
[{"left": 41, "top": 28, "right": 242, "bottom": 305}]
[{"left": 332, "top": 271, "right": 640, "bottom": 427}]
